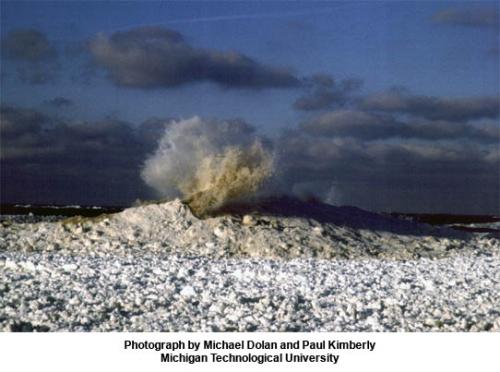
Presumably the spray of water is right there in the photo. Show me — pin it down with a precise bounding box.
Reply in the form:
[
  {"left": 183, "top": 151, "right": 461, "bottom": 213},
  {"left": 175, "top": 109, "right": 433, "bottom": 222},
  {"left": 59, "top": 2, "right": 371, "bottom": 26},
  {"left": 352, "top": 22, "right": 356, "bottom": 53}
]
[{"left": 141, "top": 116, "right": 273, "bottom": 216}]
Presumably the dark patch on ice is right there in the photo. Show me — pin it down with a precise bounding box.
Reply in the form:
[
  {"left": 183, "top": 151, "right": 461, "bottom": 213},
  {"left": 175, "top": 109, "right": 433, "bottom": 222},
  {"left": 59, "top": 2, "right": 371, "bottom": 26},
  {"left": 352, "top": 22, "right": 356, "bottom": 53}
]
[
  {"left": 0, "top": 203, "right": 123, "bottom": 217},
  {"left": 449, "top": 225, "right": 500, "bottom": 237},
  {"left": 212, "top": 196, "right": 466, "bottom": 238},
  {"left": 9, "top": 321, "right": 50, "bottom": 332},
  {"left": 391, "top": 213, "right": 500, "bottom": 225}
]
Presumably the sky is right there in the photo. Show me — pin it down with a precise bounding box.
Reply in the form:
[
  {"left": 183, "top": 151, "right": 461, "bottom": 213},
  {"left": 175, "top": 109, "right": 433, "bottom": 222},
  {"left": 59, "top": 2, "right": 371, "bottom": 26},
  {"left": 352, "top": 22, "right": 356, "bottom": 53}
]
[{"left": 1, "top": 0, "right": 499, "bottom": 214}]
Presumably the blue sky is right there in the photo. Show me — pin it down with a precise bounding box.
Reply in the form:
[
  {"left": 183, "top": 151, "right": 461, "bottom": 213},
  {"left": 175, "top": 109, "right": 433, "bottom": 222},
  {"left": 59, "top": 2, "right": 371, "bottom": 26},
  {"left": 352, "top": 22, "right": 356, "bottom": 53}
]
[
  {"left": 2, "top": 1, "right": 498, "bottom": 130},
  {"left": 1, "top": 1, "right": 499, "bottom": 213}
]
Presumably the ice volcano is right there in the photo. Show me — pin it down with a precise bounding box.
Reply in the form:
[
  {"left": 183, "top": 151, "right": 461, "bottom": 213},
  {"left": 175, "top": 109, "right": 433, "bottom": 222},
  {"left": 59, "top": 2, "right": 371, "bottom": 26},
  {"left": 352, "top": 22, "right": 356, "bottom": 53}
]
[{"left": 3, "top": 195, "right": 495, "bottom": 261}]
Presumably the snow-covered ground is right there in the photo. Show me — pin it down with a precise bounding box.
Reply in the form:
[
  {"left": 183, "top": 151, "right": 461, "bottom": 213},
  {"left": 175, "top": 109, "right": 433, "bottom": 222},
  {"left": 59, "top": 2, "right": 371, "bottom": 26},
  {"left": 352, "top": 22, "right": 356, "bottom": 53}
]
[{"left": 1, "top": 199, "right": 499, "bottom": 331}]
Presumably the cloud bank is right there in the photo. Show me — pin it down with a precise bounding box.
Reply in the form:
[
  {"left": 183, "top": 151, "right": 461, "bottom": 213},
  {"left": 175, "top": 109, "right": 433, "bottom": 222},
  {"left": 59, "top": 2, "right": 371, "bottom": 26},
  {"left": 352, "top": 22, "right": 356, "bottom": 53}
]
[
  {"left": 361, "top": 90, "right": 499, "bottom": 122},
  {"left": 274, "top": 129, "right": 499, "bottom": 214},
  {"left": 2, "top": 102, "right": 498, "bottom": 214},
  {"left": 286, "top": 84, "right": 499, "bottom": 212},
  {"left": 300, "top": 109, "right": 499, "bottom": 143},
  {"left": 0, "top": 105, "right": 168, "bottom": 205}
]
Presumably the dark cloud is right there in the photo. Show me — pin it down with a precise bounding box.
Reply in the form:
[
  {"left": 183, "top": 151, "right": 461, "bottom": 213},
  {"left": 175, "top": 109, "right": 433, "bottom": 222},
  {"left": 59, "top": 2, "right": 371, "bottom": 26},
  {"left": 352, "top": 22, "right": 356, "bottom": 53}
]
[
  {"left": 304, "top": 73, "right": 335, "bottom": 88},
  {"left": 293, "top": 91, "right": 342, "bottom": 111},
  {"left": 44, "top": 97, "right": 74, "bottom": 108},
  {"left": 88, "top": 26, "right": 300, "bottom": 89},
  {"left": 1, "top": 29, "right": 59, "bottom": 84},
  {"left": 136, "top": 117, "right": 175, "bottom": 146},
  {"left": 0, "top": 105, "right": 49, "bottom": 138},
  {"left": 275, "top": 130, "right": 499, "bottom": 214},
  {"left": 300, "top": 109, "right": 499, "bottom": 143},
  {"left": 293, "top": 75, "right": 362, "bottom": 111},
  {"left": 361, "top": 90, "right": 499, "bottom": 122},
  {"left": 1, "top": 29, "right": 56, "bottom": 62},
  {"left": 0, "top": 105, "right": 170, "bottom": 205},
  {"left": 433, "top": 7, "right": 499, "bottom": 28}
]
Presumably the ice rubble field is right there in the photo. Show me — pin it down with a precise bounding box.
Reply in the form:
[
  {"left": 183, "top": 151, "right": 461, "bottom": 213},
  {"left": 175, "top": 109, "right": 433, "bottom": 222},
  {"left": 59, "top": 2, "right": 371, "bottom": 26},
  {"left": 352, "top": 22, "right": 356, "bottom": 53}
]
[{"left": 0, "top": 199, "right": 499, "bottom": 331}]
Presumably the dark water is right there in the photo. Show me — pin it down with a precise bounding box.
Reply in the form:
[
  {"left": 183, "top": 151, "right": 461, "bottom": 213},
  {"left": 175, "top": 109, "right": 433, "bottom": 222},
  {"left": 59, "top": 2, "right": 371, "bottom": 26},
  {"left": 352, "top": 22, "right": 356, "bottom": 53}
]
[{"left": 0, "top": 204, "right": 124, "bottom": 218}]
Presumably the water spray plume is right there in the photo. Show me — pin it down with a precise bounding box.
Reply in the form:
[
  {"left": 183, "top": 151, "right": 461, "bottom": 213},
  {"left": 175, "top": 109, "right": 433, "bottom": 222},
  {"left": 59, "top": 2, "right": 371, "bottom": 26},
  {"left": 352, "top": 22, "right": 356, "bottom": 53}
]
[{"left": 141, "top": 117, "right": 274, "bottom": 216}]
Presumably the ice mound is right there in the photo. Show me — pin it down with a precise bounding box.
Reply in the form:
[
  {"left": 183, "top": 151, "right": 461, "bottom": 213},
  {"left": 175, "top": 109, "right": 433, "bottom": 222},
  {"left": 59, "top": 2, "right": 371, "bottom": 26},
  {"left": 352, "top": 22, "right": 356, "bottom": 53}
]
[{"left": 2, "top": 198, "right": 497, "bottom": 260}]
